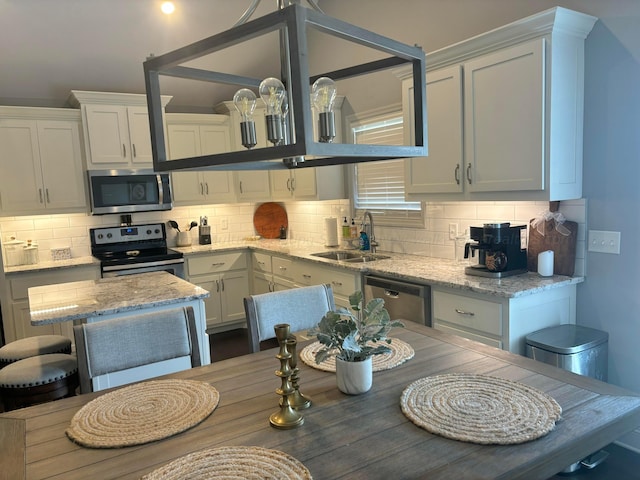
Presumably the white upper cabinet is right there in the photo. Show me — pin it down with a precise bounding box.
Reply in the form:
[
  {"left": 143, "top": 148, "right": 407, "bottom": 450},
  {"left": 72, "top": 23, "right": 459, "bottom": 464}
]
[
  {"left": 400, "top": 7, "right": 597, "bottom": 201},
  {"left": 0, "top": 107, "right": 86, "bottom": 215},
  {"left": 69, "top": 91, "right": 172, "bottom": 170},
  {"left": 166, "top": 114, "right": 236, "bottom": 205}
]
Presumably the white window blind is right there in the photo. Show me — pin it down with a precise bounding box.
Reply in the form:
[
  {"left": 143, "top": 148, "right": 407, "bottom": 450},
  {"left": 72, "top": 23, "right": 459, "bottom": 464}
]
[{"left": 352, "top": 114, "right": 422, "bottom": 226}]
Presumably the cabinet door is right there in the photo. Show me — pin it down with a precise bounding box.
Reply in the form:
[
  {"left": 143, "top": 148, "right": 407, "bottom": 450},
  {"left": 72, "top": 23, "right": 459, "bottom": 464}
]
[
  {"left": 167, "top": 123, "right": 205, "bottom": 204},
  {"left": 270, "top": 170, "right": 292, "bottom": 200},
  {"left": 236, "top": 171, "right": 270, "bottom": 201},
  {"left": 11, "top": 301, "right": 58, "bottom": 339},
  {"left": 37, "top": 120, "right": 86, "bottom": 210},
  {"left": 84, "top": 105, "right": 130, "bottom": 165},
  {"left": 253, "top": 272, "right": 273, "bottom": 295},
  {"left": 292, "top": 169, "right": 317, "bottom": 198},
  {"left": 406, "top": 66, "right": 463, "bottom": 194},
  {"left": 464, "top": 39, "right": 544, "bottom": 192},
  {"left": 194, "top": 276, "right": 222, "bottom": 327},
  {"left": 0, "top": 119, "right": 43, "bottom": 213},
  {"left": 200, "top": 125, "right": 235, "bottom": 203},
  {"left": 126, "top": 106, "right": 153, "bottom": 166},
  {"left": 220, "top": 270, "right": 249, "bottom": 323}
]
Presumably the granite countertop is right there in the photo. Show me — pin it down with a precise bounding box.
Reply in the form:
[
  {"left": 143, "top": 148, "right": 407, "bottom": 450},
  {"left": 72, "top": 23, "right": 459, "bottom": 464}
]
[
  {"left": 8, "top": 239, "right": 584, "bottom": 301},
  {"left": 29, "top": 271, "right": 210, "bottom": 325},
  {"left": 175, "top": 239, "right": 584, "bottom": 299}
]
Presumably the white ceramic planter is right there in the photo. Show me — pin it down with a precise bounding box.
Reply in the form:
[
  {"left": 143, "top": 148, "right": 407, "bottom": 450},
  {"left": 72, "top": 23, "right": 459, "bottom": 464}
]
[{"left": 335, "top": 357, "right": 373, "bottom": 395}]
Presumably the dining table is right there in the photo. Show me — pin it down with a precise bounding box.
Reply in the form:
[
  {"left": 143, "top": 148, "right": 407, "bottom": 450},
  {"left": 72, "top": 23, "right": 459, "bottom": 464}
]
[{"left": 2, "top": 321, "right": 640, "bottom": 480}]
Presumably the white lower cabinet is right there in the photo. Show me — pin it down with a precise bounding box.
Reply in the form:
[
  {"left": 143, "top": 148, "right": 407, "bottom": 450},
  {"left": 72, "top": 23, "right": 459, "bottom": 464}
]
[
  {"left": 432, "top": 284, "right": 577, "bottom": 355},
  {"left": 290, "top": 260, "right": 360, "bottom": 309},
  {"left": 252, "top": 252, "right": 295, "bottom": 294},
  {"left": 2, "top": 265, "right": 100, "bottom": 343},
  {"left": 185, "top": 251, "right": 249, "bottom": 330}
]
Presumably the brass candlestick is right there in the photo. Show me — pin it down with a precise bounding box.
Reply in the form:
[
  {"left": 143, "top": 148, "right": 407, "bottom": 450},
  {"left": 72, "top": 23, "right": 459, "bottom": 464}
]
[
  {"left": 286, "top": 336, "right": 311, "bottom": 409},
  {"left": 269, "top": 324, "right": 304, "bottom": 429}
]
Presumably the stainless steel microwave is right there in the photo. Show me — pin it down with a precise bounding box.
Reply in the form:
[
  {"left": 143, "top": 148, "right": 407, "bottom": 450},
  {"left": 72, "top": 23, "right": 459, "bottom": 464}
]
[{"left": 87, "top": 170, "right": 173, "bottom": 215}]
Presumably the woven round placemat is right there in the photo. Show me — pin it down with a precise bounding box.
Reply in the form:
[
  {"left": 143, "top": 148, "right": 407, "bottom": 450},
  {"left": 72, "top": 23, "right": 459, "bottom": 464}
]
[
  {"left": 141, "top": 446, "right": 312, "bottom": 479},
  {"left": 66, "top": 379, "right": 219, "bottom": 448},
  {"left": 400, "top": 373, "right": 562, "bottom": 445},
  {"left": 300, "top": 338, "right": 414, "bottom": 372}
]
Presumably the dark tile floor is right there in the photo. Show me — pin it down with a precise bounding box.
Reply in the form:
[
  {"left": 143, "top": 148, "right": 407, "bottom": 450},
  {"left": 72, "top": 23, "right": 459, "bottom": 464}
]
[{"left": 209, "top": 328, "right": 640, "bottom": 480}]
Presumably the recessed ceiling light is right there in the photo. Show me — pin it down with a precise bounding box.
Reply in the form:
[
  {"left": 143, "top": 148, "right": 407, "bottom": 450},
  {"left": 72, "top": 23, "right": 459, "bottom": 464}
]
[{"left": 161, "top": 2, "right": 175, "bottom": 15}]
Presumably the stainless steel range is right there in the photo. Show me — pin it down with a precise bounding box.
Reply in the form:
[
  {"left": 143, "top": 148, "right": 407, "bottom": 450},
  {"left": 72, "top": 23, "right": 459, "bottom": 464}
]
[{"left": 90, "top": 223, "right": 185, "bottom": 278}]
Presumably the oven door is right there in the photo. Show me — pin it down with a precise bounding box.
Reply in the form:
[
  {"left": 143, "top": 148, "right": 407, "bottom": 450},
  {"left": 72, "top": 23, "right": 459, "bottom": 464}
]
[{"left": 101, "top": 259, "right": 185, "bottom": 279}]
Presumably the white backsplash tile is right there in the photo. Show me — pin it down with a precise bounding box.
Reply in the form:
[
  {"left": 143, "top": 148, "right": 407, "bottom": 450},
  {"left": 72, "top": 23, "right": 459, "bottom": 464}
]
[{"left": 0, "top": 198, "right": 587, "bottom": 276}]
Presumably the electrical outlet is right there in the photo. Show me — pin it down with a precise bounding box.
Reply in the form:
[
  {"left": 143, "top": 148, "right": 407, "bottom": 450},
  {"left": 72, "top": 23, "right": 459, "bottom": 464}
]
[
  {"left": 588, "top": 230, "right": 621, "bottom": 254},
  {"left": 448, "top": 223, "right": 458, "bottom": 240},
  {"left": 221, "top": 218, "right": 228, "bottom": 230}
]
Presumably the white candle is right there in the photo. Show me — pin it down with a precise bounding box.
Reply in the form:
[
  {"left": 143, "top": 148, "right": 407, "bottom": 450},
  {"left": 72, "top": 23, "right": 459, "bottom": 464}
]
[{"left": 538, "top": 250, "right": 554, "bottom": 277}]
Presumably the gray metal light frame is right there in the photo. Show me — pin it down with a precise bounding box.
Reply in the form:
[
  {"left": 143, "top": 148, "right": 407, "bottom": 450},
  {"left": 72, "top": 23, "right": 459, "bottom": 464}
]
[{"left": 144, "top": 4, "right": 427, "bottom": 171}]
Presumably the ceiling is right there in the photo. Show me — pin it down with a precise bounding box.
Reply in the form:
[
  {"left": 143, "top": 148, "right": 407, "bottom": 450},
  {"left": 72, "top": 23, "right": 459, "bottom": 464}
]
[{"left": 0, "top": 0, "right": 407, "bottom": 113}]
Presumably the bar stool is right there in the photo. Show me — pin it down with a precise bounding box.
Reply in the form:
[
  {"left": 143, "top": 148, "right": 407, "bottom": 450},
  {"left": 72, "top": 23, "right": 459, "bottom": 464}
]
[
  {"left": 0, "top": 335, "right": 72, "bottom": 369},
  {"left": 0, "top": 353, "right": 78, "bottom": 411}
]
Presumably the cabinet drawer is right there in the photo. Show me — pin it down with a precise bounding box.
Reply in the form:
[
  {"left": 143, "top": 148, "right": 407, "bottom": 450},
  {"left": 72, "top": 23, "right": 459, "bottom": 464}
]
[
  {"left": 433, "top": 321, "right": 503, "bottom": 349},
  {"left": 292, "top": 261, "right": 358, "bottom": 298},
  {"left": 9, "top": 266, "right": 99, "bottom": 300},
  {"left": 188, "top": 251, "right": 246, "bottom": 276},
  {"left": 321, "top": 269, "right": 358, "bottom": 298},
  {"left": 433, "top": 290, "right": 502, "bottom": 336},
  {"left": 252, "top": 252, "right": 272, "bottom": 273},
  {"left": 272, "top": 256, "right": 293, "bottom": 280}
]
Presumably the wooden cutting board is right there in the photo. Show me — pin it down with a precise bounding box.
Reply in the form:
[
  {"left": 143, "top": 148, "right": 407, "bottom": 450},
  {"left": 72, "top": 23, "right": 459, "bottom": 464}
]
[
  {"left": 253, "top": 202, "right": 288, "bottom": 239},
  {"left": 527, "top": 218, "right": 578, "bottom": 276}
]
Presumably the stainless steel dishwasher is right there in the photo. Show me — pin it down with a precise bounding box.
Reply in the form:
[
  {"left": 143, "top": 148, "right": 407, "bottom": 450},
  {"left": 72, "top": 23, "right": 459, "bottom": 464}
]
[{"left": 363, "top": 275, "right": 431, "bottom": 326}]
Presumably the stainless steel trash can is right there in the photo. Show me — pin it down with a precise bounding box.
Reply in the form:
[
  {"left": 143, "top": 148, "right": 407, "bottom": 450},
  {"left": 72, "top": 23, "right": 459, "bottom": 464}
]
[
  {"left": 525, "top": 324, "right": 608, "bottom": 381},
  {"left": 526, "top": 324, "right": 610, "bottom": 473}
]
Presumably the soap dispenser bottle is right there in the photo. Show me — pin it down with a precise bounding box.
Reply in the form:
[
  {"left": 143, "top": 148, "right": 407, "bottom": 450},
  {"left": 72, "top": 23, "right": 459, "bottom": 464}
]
[{"left": 359, "top": 230, "right": 370, "bottom": 251}]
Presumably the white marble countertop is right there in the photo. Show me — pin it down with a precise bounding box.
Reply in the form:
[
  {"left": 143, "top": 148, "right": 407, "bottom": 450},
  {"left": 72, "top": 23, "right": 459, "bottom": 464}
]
[
  {"left": 3, "top": 255, "right": 100, "bottom": 274},
  {"left": 29, "top": 271, "right": 210, "bottom": 325}
]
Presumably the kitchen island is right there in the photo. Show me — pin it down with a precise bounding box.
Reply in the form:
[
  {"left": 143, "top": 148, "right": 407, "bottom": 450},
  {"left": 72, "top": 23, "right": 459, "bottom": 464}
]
[
  {"left": 1, "top": 322, "right": 638, "bottom": 479},
  {"left": 28, "top": 271, "right": 211, "bottom": 389}
]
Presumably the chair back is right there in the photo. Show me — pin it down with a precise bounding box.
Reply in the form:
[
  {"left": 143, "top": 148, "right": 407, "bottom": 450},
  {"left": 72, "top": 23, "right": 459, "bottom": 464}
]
[
  {"left": 73, "top": 306, "right": 201, "bottom": 393},
  {"left": 243, "top": 284, "right": 335, "bottom": 353}
]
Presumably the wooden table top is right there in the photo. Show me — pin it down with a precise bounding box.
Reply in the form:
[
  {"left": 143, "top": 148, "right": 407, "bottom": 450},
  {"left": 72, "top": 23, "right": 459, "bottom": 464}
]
[{"left": 2, "top": 323, "right": 640, "bottom": 480}]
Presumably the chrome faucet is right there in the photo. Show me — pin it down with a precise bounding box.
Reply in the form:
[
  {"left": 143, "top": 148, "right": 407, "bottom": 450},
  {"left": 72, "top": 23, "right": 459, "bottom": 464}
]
[{"left": 361, "top": 210, "right": 378, "bottom": 253}]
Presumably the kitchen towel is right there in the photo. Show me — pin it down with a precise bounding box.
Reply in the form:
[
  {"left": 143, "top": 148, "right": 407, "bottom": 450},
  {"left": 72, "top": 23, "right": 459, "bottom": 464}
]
[{"left": 324, "top": 217, "right": 339, "bottom": 247}]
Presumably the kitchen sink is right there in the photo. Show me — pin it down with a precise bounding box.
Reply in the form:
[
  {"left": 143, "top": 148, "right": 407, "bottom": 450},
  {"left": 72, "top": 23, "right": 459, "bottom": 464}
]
[{"left": 311, "top": 251, "right": 390, "bottom": 263}]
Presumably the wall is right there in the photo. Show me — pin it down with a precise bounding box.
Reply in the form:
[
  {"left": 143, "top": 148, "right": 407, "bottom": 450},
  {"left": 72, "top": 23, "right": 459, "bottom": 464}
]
[{"left": 0, "top": 199, "right": 586, "bottom": 277}]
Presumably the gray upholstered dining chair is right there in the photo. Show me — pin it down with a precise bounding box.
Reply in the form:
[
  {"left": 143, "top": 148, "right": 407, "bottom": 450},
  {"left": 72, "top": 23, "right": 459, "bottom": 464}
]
[
  {"left": 73, "top": 306, "right": 201, "bottom": 393},
  {"left": 243, "top": 284, "right": 335, "bottom": 353}
]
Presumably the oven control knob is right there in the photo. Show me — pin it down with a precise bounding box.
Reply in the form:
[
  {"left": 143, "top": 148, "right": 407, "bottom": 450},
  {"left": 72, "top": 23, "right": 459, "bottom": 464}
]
[
  {"left": 147, "top": 229, "right": 152, "bottom": 235},
  {"left": 155, "top": 229, "right": 160, "bottom": 234},
  {"left": 97, "top": 234, "right": 103, "bottom": 239},
  {"left": 106, "top": 233, "right": 112, "bottom": 238}
]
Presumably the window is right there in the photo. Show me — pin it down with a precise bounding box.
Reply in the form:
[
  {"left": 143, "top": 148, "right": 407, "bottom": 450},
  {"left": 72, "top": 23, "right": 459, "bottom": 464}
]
[{"left": 351, "top": 110, "right": 423, "bottom": 227}]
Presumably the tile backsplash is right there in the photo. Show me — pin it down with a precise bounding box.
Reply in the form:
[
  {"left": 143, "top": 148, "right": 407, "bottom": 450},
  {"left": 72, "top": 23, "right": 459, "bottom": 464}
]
[{"left": 0, "top": 198, "right": 586, "bottom": 276}]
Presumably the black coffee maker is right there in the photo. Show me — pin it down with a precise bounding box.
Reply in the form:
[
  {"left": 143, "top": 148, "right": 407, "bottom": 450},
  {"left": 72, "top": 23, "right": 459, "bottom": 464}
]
[{"left": 464, "top": 223, "right": 527, "bottom": 278}]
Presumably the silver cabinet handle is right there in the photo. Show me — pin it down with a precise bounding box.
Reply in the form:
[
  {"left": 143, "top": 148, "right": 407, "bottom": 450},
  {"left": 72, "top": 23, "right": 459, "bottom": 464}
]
[
  {"left": 220, "top": 278, "right": 225, "bottom": 291},
  {"left": 286, "top": 178, "right": 291, "bottom": 192},
  {"left": 239, "top": 181, "right": 243, "bottom": 194},
  {"left": 278, "top": 266, "right": 287, "bottom": 271},
  {"left": 216, "top": 280, "right": 220, "bottom": 292},
  {"left": 132, "top": 144, "right": 137, "bottom": 158},
  {"left": 123, "top": 144, "right": 126, "bottom": 158},
  {"left": 466, "top": 163, "right": 472, "bottom": 184},
  {"left": 454, "top": 164, "right": 460, "bottom": 185},
  {"left": 455, "top": 308, "right": 475, "bottom": 316},
  {"left": 257, "top": 261, "right": 266, "bottom": 266},
  {"left": 200, "top": 182, "right": 204, "bottom": 195},
  {"left": 211, "top": 262, "right": 225, "bottom": 268},
  {"left": 38, "top": 188, "right": 43, "bottom": 204},
  {"left": 46, "top": 188, "right": 50, "bottom": 203},
  {"left": 291, "top": 177, "right": 296, "bottom": 192},
  {"left": 205, "top": 182, "right": 209, "bottom": 195},
  {"left": 303, "top": 274, "right": 312, "bottom": 279},
  {"left": 332, "top": 280, "right": 343, "bottom": 287}
]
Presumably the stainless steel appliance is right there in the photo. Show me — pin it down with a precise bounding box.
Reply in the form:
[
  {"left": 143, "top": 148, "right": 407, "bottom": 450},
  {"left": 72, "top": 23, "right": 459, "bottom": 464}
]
[
  {"left": 464, "top": 222, "right": 527, "bottom": 278},
  {"left": 90, "top": 223, "right": 184, "bottom": 278},
  {"left": 363, "top": 275, "right": 430, "bottom": 326},
  {"left": 87, "top": 169, "right": 172, "bottom": 215}
]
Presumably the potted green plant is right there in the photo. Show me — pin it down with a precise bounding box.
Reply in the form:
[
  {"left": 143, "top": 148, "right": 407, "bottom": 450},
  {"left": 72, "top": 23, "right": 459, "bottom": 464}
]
[{"left": 308, "top": 291, "right": 404, "bottom": 394}]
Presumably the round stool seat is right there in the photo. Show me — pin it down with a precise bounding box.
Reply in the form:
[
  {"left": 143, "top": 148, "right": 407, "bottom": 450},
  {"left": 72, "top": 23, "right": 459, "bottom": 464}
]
[
  {"left": 0, "top": 335, "right": 72, "bottom": 369},
  {"left": 0, "top": 354, "right": 78, "bottom": 411}
]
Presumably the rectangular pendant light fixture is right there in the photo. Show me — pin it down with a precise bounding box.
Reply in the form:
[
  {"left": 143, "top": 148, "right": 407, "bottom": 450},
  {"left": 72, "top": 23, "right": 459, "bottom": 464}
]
[{"left": 143, "top": 3, "right": 427, "bottom": 171}]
